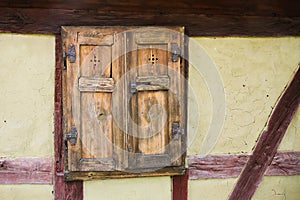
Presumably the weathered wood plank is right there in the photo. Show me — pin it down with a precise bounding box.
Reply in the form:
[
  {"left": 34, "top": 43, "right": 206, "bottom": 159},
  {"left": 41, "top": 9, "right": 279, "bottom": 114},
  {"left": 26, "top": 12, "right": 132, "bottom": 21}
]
[
  {"left": 189, "top": 154, "right": 248, "bottom": 179},
  {"left": 64, "top": 166, "right": 185, "bottom": 181},
  {"left": 79, "top": 158, "right": 115, "bottom": 171},
  {"left": 0, "top": 157, "right": 52, "bottom": 184},
  {"left": 188, "top": 151, "right": 300, "bottom": 179},
  {"left": 0, "top": 8, "right": 300, "bottom": 36},
  {"left": 78, "top": 77, "right": 114, "bottom": 92},
  {"left": 136, "top": 76, "right": 170, "bottom": 91},
  {"left": 228, "top": 66, "right": 300, "bottom": 200}
]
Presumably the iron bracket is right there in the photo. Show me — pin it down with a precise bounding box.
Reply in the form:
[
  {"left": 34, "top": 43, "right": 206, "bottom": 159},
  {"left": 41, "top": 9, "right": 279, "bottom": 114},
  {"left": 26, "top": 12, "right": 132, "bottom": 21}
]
[{"left": 64, "top": 126, "right": 77, "bottom": 146}]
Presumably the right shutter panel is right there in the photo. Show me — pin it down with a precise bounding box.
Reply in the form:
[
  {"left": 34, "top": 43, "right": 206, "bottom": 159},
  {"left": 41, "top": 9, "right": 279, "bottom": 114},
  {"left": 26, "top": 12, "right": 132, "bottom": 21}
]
[{"left": 127, "top": 27, "right": 185, "bottom": 170}]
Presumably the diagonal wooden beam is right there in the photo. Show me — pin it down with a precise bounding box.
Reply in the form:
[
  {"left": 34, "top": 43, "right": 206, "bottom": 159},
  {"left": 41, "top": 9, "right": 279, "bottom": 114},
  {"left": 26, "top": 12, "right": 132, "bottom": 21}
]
[{"left": 228, "top": 66, "right": 300, "bottom": 200}]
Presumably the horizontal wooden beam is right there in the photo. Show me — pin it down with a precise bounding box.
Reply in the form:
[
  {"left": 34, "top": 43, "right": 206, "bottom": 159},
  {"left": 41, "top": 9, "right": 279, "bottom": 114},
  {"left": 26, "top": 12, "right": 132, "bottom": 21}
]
[
  {"left": 0, "top": 8, "right": 300, "bottom": 36},
  {"left": 1, "top": 0, "right": 299, "bottom": 17},
  {"left": 0, "top": 157, "right": 52, "bottom": 184},
  {"left": 189, "top": 151, "right": 300, "bottom": 179}
]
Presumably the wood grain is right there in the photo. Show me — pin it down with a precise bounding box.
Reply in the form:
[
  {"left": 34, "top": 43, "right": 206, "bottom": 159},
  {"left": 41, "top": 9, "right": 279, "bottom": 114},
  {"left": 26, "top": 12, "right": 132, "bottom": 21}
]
[
  {"left": 228, "top": 66, "right": 300, "bottom": 200},
  {"left": 0, "top": 6, "right": 300, "bottom": 36},
  {"left": 188, "top": 151, "right": 300, "bottom": 179},
  {"left": 0, "top": 157, "right": 52, "bottom": 184}
]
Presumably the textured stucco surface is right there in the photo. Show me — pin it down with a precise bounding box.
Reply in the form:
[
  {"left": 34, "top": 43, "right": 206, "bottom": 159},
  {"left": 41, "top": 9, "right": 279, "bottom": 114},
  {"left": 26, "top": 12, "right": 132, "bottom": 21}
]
[
  {"left": 0, "top": 34, "right": 55, "bottom": 157},
  {"left": 188, "top": 178, "right": 237, "bottom": 200},
  {"left": 253, "top": 175, "right": 300, "bottom": 200},
  {"left": 0, "top": 184, "right": 53, "bottom": 200},
  {"left": 84, "top": 177, "right": 171, "bottom": 200},
  {"left": 188, "top": 37, "right": 300, "bottom": 155}
]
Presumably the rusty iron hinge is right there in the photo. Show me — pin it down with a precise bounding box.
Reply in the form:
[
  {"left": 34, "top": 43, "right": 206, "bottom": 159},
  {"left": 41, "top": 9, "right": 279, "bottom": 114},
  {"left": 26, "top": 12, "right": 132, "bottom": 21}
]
[
  {"left": 63, "top": 44, "right": 76, "bottom": 63},
  {"left": 171, "top": 43, "right": 181, "bottom": 62},
  {"left": 64, "top": 126, "right": 77, "bottom": 145},
  {"left": 172, "top": 122, "right": 184, "bottom": 137}
]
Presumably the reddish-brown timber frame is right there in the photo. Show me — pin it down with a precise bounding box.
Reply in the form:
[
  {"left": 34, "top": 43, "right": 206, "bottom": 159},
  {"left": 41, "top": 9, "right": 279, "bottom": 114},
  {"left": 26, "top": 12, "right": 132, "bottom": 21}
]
[
  {"left": 229, "top": 66, "right": 300, "bottom": 200},
  {"left": 54, "top": 35, "right": 83, "bottom": 200}
]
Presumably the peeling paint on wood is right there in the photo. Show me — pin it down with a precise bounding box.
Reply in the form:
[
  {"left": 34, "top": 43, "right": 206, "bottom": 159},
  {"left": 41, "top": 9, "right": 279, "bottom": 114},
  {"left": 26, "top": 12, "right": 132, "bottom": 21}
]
[
  {"left": 188, "top": 151, "right": 300, "bottom": 179},
  {"left": 0, "top": 157, "right": 52, "bottom": 184}
]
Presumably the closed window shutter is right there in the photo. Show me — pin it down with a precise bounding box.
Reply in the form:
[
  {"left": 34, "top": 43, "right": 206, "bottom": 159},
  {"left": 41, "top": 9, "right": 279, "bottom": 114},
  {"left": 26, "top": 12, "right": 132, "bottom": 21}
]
[
  {"left": 126, "top": 28, "right": 185, "bottom": 170},
  {"left": 62, "top": 26, "right": 186, "bottom": 180}
]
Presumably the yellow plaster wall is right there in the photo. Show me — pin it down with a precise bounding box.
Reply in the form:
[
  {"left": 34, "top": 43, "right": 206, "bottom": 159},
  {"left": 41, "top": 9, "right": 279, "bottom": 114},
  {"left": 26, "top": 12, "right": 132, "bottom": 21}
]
[
  {"left": 188, "top": 37, "right": 300, "bottom": 155},
  {"left": 84, "top": 177, "right": 171, "bottom": 200},
  {"left": 0, "top": 34, "right": 55, "bottom": 199},
  {"left": 253, "top": 175, "right": 300, "bottom": 200},
  {"left": 0, "top": 185, "right": 53, "bottom": 200},
  {"left": 188, "top": 178, "right": 237, "bottom": 200},
  {"left": 0, "top": 34, "right": 55, "bottom": 157}
]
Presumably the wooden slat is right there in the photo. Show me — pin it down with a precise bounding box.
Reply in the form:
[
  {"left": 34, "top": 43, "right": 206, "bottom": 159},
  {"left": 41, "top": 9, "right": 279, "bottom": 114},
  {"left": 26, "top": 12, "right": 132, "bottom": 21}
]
[
  {"left": 79, "top": 158, "right": 115, "bottom": 171},
  {"left": 79, "top": 77, "right": 114, "bottom": 92},
  {"left": 0, "top": 157, "right": 52, "bottom": 184},
  {"left": 65, "top": 166, "right": 185, "bottom": 181},
  {"left": 0, "top": 8, "right": 300, "bottom": 36},
  {"left": 134, "top": 154, "right": 172, "bottom": 169},
  {"left": 136, "top": 75, "right": 170, "bottom": 91},
  {"left": 188, "top": 151, "right": 300, "bottom": 179},
  {"left": 229, "top": 66, "right": 300, "bottom": 200}
]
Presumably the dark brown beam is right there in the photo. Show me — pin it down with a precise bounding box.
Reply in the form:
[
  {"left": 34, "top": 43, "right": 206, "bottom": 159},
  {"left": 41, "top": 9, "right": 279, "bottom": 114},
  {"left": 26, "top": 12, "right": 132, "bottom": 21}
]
[
  {"left": 228, "top": 66, "right": 300, "bottom": 200},
  {"left": 1, "top": 0, "right": 300, "bottom": 17},
  {"left": 54, "top": 35, "right": 83, "bottom": 200},
  {"left": 0, "top": 8, "right": 300, "bottom": 36},
  {"left": 189, "top": 151, "right": 300, "bottom": 179}
]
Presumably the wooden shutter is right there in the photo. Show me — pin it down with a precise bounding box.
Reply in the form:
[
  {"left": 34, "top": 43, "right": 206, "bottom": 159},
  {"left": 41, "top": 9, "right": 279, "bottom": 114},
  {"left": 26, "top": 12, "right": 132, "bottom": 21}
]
[
  {"left": 126, "top": 27, "right": 185, "bottom": 170},
  {"left": 62, "top": 26, "right": 186, "bottom": 180},
  {"left": 62, "top": 27, "right": 127, "bottom": 172}
]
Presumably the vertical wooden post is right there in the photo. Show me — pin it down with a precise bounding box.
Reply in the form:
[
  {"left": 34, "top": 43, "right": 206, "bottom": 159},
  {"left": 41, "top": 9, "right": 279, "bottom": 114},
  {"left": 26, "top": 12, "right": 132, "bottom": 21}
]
[
  {"left": 172, "top": 170, "right": 188, "bottom": 200},
  {"left": 54, "top": 34, "right": 83, "bottom": 200}
]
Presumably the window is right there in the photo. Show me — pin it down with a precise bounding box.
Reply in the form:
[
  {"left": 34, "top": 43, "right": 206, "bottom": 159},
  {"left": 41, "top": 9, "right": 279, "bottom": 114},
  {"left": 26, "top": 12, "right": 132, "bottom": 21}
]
[{"left": 62, "top": 26, "right": 187, "bottom": 180}]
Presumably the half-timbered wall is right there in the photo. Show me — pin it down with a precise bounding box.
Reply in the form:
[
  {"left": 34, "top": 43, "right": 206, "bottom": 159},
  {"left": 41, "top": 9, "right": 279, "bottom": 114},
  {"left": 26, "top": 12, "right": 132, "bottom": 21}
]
[{"left": 0, "top": 33, "right": 299, "bottom": 199}]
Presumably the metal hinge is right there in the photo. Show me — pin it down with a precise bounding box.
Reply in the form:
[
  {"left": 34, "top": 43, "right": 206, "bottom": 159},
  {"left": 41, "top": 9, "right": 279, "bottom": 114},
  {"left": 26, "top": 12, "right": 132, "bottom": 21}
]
[
  {"left": 63, "top": 44, "right": 76, "bottom": 63},
  {"left": 171, "top": 43, "right": 181, "bottom": 62},
  {"left": 172, "top": 122, "right": 184, "bottom": 136},
  {"left": 64, "top": 126, "right": 77, "bottom": 145}
]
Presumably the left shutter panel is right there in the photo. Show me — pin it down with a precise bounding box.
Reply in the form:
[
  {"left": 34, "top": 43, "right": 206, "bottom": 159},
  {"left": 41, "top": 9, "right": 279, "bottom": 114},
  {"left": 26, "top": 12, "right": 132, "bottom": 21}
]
[{"left": 62, "top": 27, "right": 126, "bottom": 173}]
